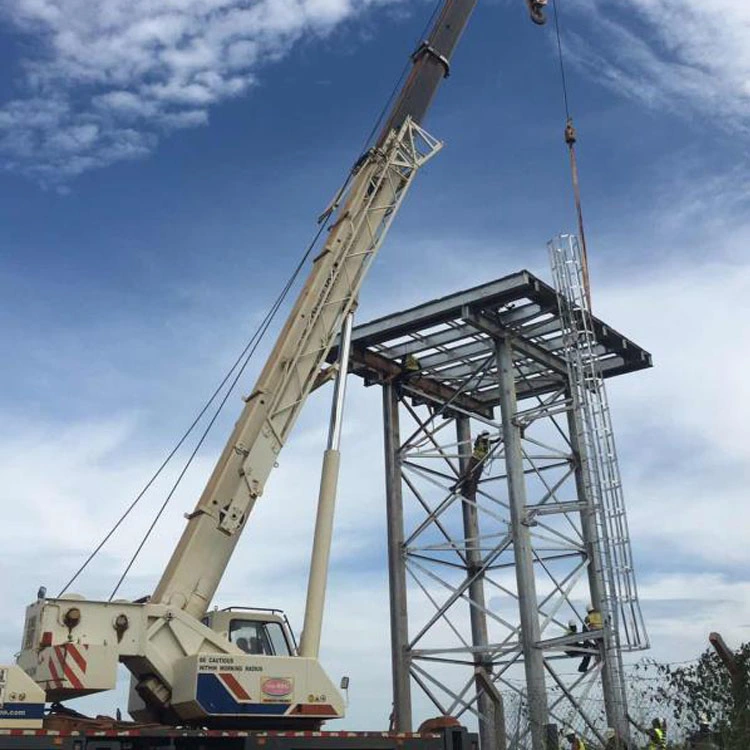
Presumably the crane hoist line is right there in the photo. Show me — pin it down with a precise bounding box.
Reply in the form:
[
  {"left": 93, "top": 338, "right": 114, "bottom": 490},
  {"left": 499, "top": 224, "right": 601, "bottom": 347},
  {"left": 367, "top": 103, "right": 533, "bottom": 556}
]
[{"left": 4, "top": 0, "right": 566, "bottom": 738}]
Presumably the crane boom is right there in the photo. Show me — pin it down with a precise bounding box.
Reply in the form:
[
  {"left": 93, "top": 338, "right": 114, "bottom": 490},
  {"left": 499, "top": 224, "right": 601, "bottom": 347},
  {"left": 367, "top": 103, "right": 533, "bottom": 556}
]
[{"left": 153, "top": 0, "right": 479, "bottom": 620}]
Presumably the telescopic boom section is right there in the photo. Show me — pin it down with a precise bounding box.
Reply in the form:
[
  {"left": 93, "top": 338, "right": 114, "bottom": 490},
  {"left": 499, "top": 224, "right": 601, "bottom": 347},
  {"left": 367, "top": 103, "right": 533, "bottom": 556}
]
[
  {"left": 377, "top": 0, "right": 478, "bottom": 145},
  {"left": 152, "top": 0, "right": 479, "bottom": 620}
]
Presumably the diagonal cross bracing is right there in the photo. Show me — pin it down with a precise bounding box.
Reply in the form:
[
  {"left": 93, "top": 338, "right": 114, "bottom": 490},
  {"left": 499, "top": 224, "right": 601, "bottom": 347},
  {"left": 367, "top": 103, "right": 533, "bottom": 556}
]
[{"left": 349, "top": 268, "right": 651, "bottom": 748}]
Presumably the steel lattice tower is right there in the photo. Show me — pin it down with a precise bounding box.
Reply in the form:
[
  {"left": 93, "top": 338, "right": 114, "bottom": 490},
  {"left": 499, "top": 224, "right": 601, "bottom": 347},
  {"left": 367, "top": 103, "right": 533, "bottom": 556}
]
[{"left": 335, "top": 269, "right": 650, "bottom": 750}]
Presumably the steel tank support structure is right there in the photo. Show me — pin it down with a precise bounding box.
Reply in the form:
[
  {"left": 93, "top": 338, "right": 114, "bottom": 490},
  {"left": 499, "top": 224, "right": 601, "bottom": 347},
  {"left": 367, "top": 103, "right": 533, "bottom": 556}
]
[
  {"left": 335, "top": 270, "right": 651, "bottom": 750},
  {"left": 495, "top": 336, "right": 549, "bottom": 750}
]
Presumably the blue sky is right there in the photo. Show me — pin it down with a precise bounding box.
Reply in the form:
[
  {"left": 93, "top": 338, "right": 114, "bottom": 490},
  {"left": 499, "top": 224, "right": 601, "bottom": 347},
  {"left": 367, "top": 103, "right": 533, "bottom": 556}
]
[{"left": 1, "top": 0, "right": 750, "bottom": 729}]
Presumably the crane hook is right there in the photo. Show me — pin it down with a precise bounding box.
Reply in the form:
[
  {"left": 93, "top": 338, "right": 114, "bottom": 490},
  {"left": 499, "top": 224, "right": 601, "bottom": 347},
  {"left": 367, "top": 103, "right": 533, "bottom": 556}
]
[{"left": 525, "top": 0, "right": 548, "bottom": 25}]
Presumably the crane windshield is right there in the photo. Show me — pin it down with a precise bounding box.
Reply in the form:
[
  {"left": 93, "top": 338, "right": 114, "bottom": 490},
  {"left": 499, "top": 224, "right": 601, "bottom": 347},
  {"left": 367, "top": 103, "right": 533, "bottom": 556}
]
[{"left": 229, "top": 619, "right": 291, "bottom": 656}]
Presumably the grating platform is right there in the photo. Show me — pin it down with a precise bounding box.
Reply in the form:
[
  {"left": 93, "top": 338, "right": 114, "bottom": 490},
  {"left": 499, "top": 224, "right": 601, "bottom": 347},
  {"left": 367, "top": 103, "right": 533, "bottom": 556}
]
[{"left": 336, "top": 270, "right": 651, "bottom": 417}]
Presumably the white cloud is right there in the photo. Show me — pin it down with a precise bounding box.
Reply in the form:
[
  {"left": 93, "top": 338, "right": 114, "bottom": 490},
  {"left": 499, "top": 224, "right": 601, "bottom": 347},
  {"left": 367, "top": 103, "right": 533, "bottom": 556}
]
[
  {"left": 563, "top": 0, "right": 750, "bottom": 128},
  {"left": 0, "top": 0, "right": 401, "bottom": 182}
]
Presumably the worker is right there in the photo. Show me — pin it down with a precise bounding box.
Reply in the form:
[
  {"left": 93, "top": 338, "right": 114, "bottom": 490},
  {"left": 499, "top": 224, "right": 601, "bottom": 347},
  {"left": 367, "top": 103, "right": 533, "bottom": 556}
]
[
  {"left": 564, "top": 619, "right": 583, "bottom": 658},
  {"left": 563, "top": 728, "right": 586, "bottom": 750},
  {"left": 460, "top": 431, "right": 499, "bottom": 498},
  {"left": 403, "top": 353, "right": 421, "bottom": 375},
  {"left": 578, "top": 604, "right": 602, "bottom": 673},
  {"left": 584, "top": 604, "right": 603, "bottom": 631},
  {"left": 472, "top": 430, "right": 491, "bottom": 460},
  {"left": 396, "top": 353, "right": 422, "bottom": 392},
  {"left": 627, "top": 715, "right": 666, "bottom": 750},
  {"left": 687, "top": 715, "right": 718, "bottom": 749},
  {"left": 603, "top": 727, "right": 629, "bottom": 750}
]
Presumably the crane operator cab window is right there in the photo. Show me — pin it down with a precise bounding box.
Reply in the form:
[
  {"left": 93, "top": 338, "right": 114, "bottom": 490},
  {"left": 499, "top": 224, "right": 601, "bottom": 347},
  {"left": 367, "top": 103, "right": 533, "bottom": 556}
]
[{"left": 230, "top": 619, "right": 291, "bottom": 656}]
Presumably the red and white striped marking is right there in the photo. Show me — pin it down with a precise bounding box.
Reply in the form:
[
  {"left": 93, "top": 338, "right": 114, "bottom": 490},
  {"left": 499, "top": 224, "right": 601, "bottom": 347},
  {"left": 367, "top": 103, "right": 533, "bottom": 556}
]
[
  {"left": 0, "top": 729, "right": 438, "bottom": 738},
  {"left": 45, "top": 644, "right": 88, "bottom": 690}
]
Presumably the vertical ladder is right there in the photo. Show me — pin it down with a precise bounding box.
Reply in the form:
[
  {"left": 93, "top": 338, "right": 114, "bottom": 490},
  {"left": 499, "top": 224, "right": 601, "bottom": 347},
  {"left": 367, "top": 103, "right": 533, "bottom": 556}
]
[{"left": 548, "top": 234, "right": 649, "bottom": 652}]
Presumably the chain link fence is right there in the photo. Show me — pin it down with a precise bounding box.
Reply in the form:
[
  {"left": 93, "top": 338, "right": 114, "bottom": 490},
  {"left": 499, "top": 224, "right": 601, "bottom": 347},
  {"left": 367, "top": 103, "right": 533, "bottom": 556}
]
[{"left": 498, "top": 659, "right": 740, "bottom": 749}]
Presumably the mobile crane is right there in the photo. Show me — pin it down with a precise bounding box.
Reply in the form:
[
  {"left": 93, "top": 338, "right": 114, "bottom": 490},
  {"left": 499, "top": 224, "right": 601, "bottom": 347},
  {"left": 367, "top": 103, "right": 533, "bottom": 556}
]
[{"left": 0, "top": 0, "right": 549, "bottom": 746}]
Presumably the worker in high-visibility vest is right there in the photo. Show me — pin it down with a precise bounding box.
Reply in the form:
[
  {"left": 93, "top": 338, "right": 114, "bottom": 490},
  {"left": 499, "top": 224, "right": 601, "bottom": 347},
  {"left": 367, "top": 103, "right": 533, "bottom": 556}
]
[
  {"left": 563, "top": 728, "right": 586, "bottom": 750},
  {"left": 472, "top": 431, "right": 491, "bottom": 460},
  {"left": 578, "top": 604, "right": 603, "bottom": 673},
  {"left": 459, "top": 431, "right": 498, "bottom": 499},
  {"left": 585, "top": 605, "right": 603, "bottom": 631},
  {"left": 603, "top": 727, "right": 624, "bottom": 750},
  {"left": 403, "top": 353, "right": 421, "bottom": 375},
  {"left": 463, "top": 431, "right": 498, "bottom": 494},
  {"left": 396, "top": 353, "right": 422, "bottom": 393},
  {"left": 628, "top": 715, "right": 666, "bottom": 749}
]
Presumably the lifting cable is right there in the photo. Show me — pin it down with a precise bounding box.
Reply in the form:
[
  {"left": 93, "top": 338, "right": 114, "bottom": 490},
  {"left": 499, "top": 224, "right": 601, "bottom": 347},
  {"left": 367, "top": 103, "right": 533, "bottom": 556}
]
[
  {"left": 550, "top": 0, "right": 593, "bottom": 310},
  {"left": 60, "top": 215, "right": 334, "bottom": 600},
  {"left": 106, "top": 221, "right": 328, "bottom": 600},
  {"left": 61, "top": 0, "right": 448, "bottom": 599}
]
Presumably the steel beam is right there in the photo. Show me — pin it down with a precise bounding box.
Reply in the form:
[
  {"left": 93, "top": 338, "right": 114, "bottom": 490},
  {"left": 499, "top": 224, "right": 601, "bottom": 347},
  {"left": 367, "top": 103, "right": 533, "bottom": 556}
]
[
  {"left": 350, "top": 346, "right": 494, "bottom": 417},
  {"left": 352, "top": 273, "right": 535, "bottom": 347},
  {"left": 376, "top": 303, "right": 547, "bottom": 361},
  {"left": 495, "top": 336, "right": 549, "bottom": 750},
  {"left": 464, "top": 309, "right": 569, "bottom": 377}
]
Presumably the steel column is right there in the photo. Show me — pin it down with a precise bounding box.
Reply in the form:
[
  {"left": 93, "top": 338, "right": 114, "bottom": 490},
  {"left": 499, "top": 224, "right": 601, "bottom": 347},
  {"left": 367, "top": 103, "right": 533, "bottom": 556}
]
[
  {"left": 495, "top": 337, "right": 549, "bottom": 750},
  {"left": 456, "top": 416, "right": 500, "bottom": 750},
  {"left": 383, "top": 383, "right": 412, "bottom": 730},
  {"left": 566, "top": 405, "right": 629, "bottom": 741}
]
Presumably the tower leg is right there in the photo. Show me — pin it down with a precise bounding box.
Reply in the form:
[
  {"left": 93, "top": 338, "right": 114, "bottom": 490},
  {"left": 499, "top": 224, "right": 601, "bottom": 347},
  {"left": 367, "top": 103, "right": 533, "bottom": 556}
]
[
  {"left": 383, "top": 383, "right": 412, "bottom": 731},
  {"left": 567, "top": 405, "right": 629, "bottom": 741},
  {"left": 495, "top": 338, "right": 549, "bottom": 750},
  {"left": 456, "top": 416, "right": 503, "bottom": 750}
]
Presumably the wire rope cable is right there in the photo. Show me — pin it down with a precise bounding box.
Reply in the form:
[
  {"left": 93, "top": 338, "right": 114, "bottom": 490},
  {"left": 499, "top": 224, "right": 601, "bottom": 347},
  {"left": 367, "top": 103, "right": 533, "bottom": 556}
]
[
  {"left": 62, "top": 0, "right": 446, "bottom": 599},
  {"left": 59, "top": 215, "right": 330, "bottom": 599},
  {"left": 550, "top": 0, "right": 592, "bottom": 308},
  {"left": 551, "top": 0, "right": 571, "bottom": 120},
  {"left": 107, "top": 218, "right": 332, "bottom": 600},
  {"left": 57, "top": 342, "right": 261, "bottom": 597}
]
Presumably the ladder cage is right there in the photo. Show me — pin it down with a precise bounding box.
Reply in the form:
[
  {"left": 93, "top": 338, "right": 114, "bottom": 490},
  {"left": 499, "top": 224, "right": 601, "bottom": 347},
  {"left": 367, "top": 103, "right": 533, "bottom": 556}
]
[{"left": 548, "top": 234, "right": 649, "bottom": 652}]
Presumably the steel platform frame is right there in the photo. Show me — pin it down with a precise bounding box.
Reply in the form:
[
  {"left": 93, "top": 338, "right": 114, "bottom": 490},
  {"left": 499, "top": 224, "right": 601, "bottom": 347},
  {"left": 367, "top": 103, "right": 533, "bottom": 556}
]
[{"left": 334, "top": 270, "right": 651, "bottom": 750}]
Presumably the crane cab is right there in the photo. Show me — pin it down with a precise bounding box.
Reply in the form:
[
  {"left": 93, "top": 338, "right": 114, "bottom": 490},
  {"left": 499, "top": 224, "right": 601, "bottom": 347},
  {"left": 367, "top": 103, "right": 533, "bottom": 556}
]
[
  {"left": 203, "top": 607, "right": 296, "bottom": 657},
  {"left": 161, "top": 606, "right": 344, "bottom": 728}
]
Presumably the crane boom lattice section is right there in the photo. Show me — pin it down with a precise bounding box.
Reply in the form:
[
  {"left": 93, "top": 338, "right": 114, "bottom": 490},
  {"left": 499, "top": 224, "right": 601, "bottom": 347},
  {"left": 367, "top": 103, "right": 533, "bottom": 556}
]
[
  {"left": 548, "top": 234, "right": 649, "bottom": 652},
  {"left": 267, "top": 120, "right": 443, "bottom": 432}
]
